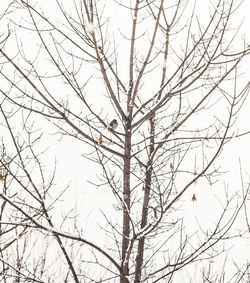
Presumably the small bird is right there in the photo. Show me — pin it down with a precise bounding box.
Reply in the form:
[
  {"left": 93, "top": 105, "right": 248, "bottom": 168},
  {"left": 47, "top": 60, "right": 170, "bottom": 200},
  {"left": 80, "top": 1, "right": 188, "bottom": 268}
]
[{"left": 108, "top": 119, "right": 118, "bottom": 130}]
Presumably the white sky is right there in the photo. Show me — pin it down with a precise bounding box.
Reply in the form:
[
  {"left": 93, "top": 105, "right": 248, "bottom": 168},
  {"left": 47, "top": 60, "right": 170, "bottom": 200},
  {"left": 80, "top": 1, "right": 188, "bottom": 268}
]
[{"left": 0, "top": 0, "right": 249, "bottom": 281}]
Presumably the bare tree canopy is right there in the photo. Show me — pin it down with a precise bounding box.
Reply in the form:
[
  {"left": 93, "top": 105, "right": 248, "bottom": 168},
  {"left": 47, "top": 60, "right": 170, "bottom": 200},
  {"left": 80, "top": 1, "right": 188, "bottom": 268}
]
[{"left": 0, "top": 0, "right": 249, "bottom": 282}]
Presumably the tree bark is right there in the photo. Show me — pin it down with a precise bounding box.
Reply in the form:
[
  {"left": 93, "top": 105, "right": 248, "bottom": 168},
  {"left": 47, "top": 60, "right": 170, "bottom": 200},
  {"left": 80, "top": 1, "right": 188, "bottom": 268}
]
[
  {"left": 135, "top": 116, "right": 155, "bottom": 282},
  {"left": 121, "top": 119, "right": 132, "bottom": 282}
]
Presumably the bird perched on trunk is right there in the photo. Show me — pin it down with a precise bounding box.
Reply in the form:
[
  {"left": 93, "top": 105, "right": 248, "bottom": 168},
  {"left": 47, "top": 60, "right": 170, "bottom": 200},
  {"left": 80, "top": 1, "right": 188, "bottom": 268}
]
[{"left": 108, "top": 119, "right": 118, "bottom": 130}]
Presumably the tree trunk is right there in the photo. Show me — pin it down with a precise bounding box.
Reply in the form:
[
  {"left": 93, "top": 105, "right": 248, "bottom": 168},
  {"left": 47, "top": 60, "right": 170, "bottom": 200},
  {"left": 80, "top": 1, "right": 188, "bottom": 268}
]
[
  {"left": 135, "top": 117, "right": 155, "bottom": 282},
  {"left": 121, "top": 119, "right": 132, "bottom": 282}
]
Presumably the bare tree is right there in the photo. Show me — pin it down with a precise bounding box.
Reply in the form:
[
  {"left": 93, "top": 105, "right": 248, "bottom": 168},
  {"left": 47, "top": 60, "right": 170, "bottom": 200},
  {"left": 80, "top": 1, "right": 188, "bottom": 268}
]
[{"left": 0, "top": 0, "right": 249, "bottom": 282}]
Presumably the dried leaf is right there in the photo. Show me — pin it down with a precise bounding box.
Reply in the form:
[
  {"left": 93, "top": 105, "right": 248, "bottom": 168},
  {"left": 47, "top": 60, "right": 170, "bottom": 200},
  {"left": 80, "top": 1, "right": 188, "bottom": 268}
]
[
  {"left": 98, "top": 134, "right": 103, "bottom": 146},
  {"left": 137, "top": 145, "right": 140, "bottom": 151},
  {"left": 142, "top": 184, "right": 145, "bottom": 191},
  {"left": 191, "top": 193, "right": 197, "bottom": 202},
  {"left": 170, "top": 163, "right": 174, "bottom": 172},
  {"left": 0, "top": 167, "right": 4, "bottom": 181},
  {"left": 153, "top": 207, "right": 157, "bottom": 218}
]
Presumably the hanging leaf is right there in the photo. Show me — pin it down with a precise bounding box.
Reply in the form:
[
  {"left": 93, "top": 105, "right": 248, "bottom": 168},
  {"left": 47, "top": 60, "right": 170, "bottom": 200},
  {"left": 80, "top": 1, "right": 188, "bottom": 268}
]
[
  {"left": 153, "top": 207, "right": 157, "bottom": 218},
  {"left": 0, "top": 168, "right": 4, "bottom": 181},
  {"left": 170, "top": 163, "right": 174, "bottom": 172},
  {"left": 137, "top": 145, "right": 140, "bottom": 151},
  {"left": 142, "top": 184, "right": 145, "bottom": 191},
  {"left": 191, "top": 193, "right": 197, "bottom": 202},
  {"left": 98, "top": 133, "right": 103, "bottom": 146}
]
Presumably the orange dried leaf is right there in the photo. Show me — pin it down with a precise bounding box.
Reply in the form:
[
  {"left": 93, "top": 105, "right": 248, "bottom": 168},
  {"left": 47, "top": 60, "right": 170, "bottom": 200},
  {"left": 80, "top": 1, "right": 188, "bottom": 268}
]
[
  {"left": 98, "top": 134, "right": 103, "bottom": 146},
  {"left": 170, "top": 163, "right": 174, "bottom": 171},
  {"left": 191, "top": 193, "right": 197, "bottom": 202}
]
